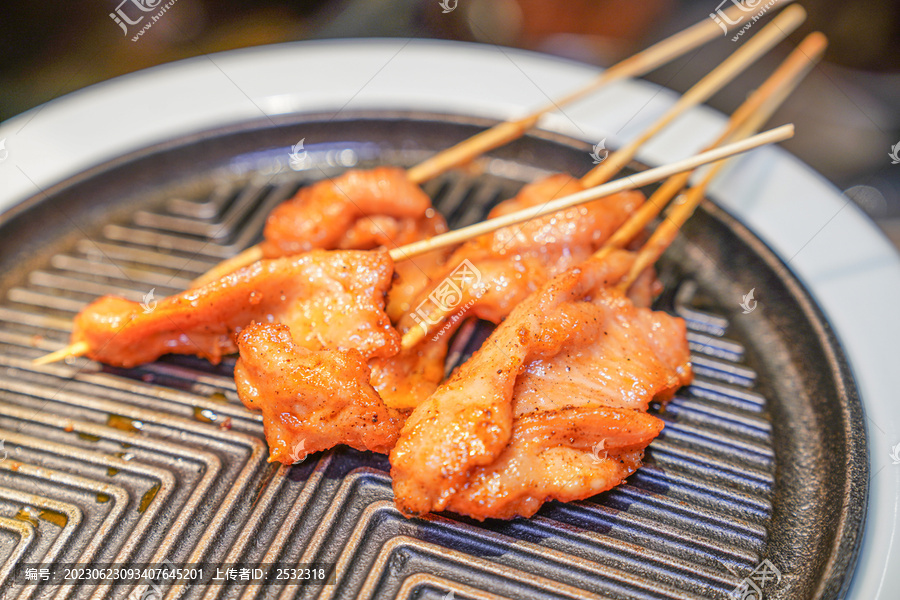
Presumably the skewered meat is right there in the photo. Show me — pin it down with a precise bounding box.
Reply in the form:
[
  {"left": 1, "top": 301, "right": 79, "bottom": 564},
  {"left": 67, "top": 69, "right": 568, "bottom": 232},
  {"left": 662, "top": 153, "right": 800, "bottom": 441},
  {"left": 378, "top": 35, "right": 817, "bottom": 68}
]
[
  {"left": 390, "top": 250, "right": 692, "bottom": 519},
  {"left": 408, "top": 175, "right": 645, "bottom": 330},
  {"left": 255, "top": 166, "right": 451, "bottom": 322},
  {"left": 71, "top": 250, "right": 398, "bottom": 368},
  {"left": 232, "top": 248, "right": 666, "bottom": 467},
  {"left": 444, "top": 409, "right": 662, "bottom": 519},
  {"left": 235, "top": 323, "right": 405, "bottom": 464},
  {"left": 380, "top": 179, "right": 653, "bottom": 411},
  {"left": 260, "top": 167, "right": 436, "bottom": 257}
]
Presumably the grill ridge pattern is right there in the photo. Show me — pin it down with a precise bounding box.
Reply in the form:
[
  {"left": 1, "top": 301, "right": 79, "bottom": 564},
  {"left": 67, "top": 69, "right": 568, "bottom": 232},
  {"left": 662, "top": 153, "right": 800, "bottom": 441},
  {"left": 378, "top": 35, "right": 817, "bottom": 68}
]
[{"left": 0, "top": 151, "right": 822, "bottom": 600}]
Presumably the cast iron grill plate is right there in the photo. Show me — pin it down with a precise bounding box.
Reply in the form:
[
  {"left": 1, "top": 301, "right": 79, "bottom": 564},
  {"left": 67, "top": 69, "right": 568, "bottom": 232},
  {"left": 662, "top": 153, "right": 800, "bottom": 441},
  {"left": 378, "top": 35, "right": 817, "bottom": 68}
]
[{"left": 0, "top": 114, "right": 867, "bottom": 600}]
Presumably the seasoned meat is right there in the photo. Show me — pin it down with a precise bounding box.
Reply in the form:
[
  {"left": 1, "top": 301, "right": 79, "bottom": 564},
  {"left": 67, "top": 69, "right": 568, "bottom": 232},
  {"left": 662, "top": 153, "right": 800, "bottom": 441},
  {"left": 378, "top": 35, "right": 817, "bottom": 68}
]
[
  {"left": 256, "top": 165, "right": 452, "bottom": 323},
  {"left": 408, "top": 176, "right": 645, "bottom": 329},
  {"left": 235, "top": 323, "right": 405, "bottom": 463},
  {"left": 71, "top": 250, "right": 398, "bottom": 367},
  {"left": 260, "top": 167, "right": 434, "bottom": 257},
  {"left": 390, "top": 250, "right": 692, "bottom": 519},
  {"left": 444, "top": 409, "right": 661, "bottom": 520}
]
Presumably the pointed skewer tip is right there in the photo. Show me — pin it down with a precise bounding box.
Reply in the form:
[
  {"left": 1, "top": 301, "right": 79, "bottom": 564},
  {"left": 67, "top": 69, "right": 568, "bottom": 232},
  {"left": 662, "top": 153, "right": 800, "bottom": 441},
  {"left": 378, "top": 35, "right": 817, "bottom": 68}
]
[{"left": 32, "top": 341, "right": 90, "bottom": 366}]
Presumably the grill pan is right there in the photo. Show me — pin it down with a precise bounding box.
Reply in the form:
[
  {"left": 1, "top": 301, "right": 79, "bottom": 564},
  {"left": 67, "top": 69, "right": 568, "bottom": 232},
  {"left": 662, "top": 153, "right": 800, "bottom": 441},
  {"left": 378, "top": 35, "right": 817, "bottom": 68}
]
[{"left": 0, "top": 113, "right": 867, "bottom": 599}]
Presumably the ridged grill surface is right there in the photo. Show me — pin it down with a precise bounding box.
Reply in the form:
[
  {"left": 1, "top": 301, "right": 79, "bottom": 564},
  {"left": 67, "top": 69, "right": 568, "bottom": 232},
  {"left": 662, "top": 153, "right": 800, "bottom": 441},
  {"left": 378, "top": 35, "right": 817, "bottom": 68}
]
[{"left": 0, "top": 120, "right": 864, "bottom": 600}]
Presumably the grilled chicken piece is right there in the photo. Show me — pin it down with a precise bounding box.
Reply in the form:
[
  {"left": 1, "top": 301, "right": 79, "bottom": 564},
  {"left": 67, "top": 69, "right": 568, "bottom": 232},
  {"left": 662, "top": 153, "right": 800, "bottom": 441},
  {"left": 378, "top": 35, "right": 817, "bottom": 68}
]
[
  {"left": 256, "top": 166, "right": 451, "bottom": 322},
  {"left": 260, "top": 167, "right": 435, "bottom": 257},
  {"left": 445, "top": 409, "right": 661, "bottom": 520},
  {"left": 235, "top": 323, "right": 405, "bottom": 463},
  {"left": 390, "top": 250, "right": 692, "bottom": 519},
  {"left": 386, "top": 177, "right": 648, "bottom": 410},
  {"left": 407, "top": 176, "right": 645, "bottom": 328},
  {"left": 71, "top": 250, "right": 398, "bottom": 368}
]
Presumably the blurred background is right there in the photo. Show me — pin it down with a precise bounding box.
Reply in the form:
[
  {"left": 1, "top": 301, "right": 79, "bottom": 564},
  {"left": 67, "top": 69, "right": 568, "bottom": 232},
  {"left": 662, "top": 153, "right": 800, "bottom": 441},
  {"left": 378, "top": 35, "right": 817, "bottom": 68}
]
[{"left": 1, "top": 0, "right": 898, "bottom": 245}]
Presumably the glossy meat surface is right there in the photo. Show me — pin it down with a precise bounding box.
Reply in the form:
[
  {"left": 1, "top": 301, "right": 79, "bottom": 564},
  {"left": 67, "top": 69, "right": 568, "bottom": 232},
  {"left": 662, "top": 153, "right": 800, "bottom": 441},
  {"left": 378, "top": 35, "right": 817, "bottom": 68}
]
[
  {"left": 260, "top": 167, "right": 434, "bottom": 257},
  {"left": 389, "top": 177, "right": 649, "bottom": 412},
  {"left": 390, "top": 250, "right": 692, "bottom": 519},
  {"left": 72, "top": 250, "right": 398, "bottom": 367},
  {"left": 444, "top": 414, "right": 659, "bottom": 520},
  {"left": 235, "top": 323, "right": 405, "bottom": 463},
  {"left": 408, "top": 176, "right": 645, "bottom": 327},
  {"left": 257, "top": 165, "right": 451, "bottom": 323}
]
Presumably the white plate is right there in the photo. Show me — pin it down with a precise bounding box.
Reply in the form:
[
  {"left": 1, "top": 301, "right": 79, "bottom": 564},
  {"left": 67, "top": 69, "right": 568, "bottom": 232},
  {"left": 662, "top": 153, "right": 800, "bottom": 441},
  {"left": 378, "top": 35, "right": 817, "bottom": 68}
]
[{"left": 0, "top": 38, "right": 898, "bottom": 598}]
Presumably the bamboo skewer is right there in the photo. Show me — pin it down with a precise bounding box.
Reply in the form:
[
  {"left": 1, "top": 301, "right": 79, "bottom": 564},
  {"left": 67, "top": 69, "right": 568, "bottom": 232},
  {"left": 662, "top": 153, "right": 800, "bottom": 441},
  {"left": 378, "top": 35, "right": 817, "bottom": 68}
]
[
  {"left": 399, "top": 12, "right": 809, "bottom": 348},
  {"left": 616, "top": 35, "right": 827, "bottom": 293},
  {"left": 405, "top": 0, "right": 793, "bottom": 184},
  {"left": 194, "top": 246, "right": 265, "bottom": 286},
  {"left": 386, "top": 126, "right": 793, "bottom": 261},
  {"left": 616, "top": 156, "right": 734, "bottom": 295},
  {"left": 32, "top": 341, "right": 91, "bottom": 366},
  {"left": 580, "top": 4, "right": 806, "bottom": 188},
  {"left": 33, "top": 126, "right": 793, "bottom": 366},
  {"left": 192, "top": 1, "right": 795, "bottom": 288},
  {"left": 594, "top": 31, "right": 827, "bottom": 267}
]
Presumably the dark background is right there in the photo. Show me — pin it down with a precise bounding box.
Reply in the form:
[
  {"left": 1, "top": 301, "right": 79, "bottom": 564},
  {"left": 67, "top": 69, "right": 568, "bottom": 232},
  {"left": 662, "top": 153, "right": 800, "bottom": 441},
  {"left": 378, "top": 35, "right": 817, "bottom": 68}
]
[{"left": 1, "top": 0, "right": 898, "bottom": 245}]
